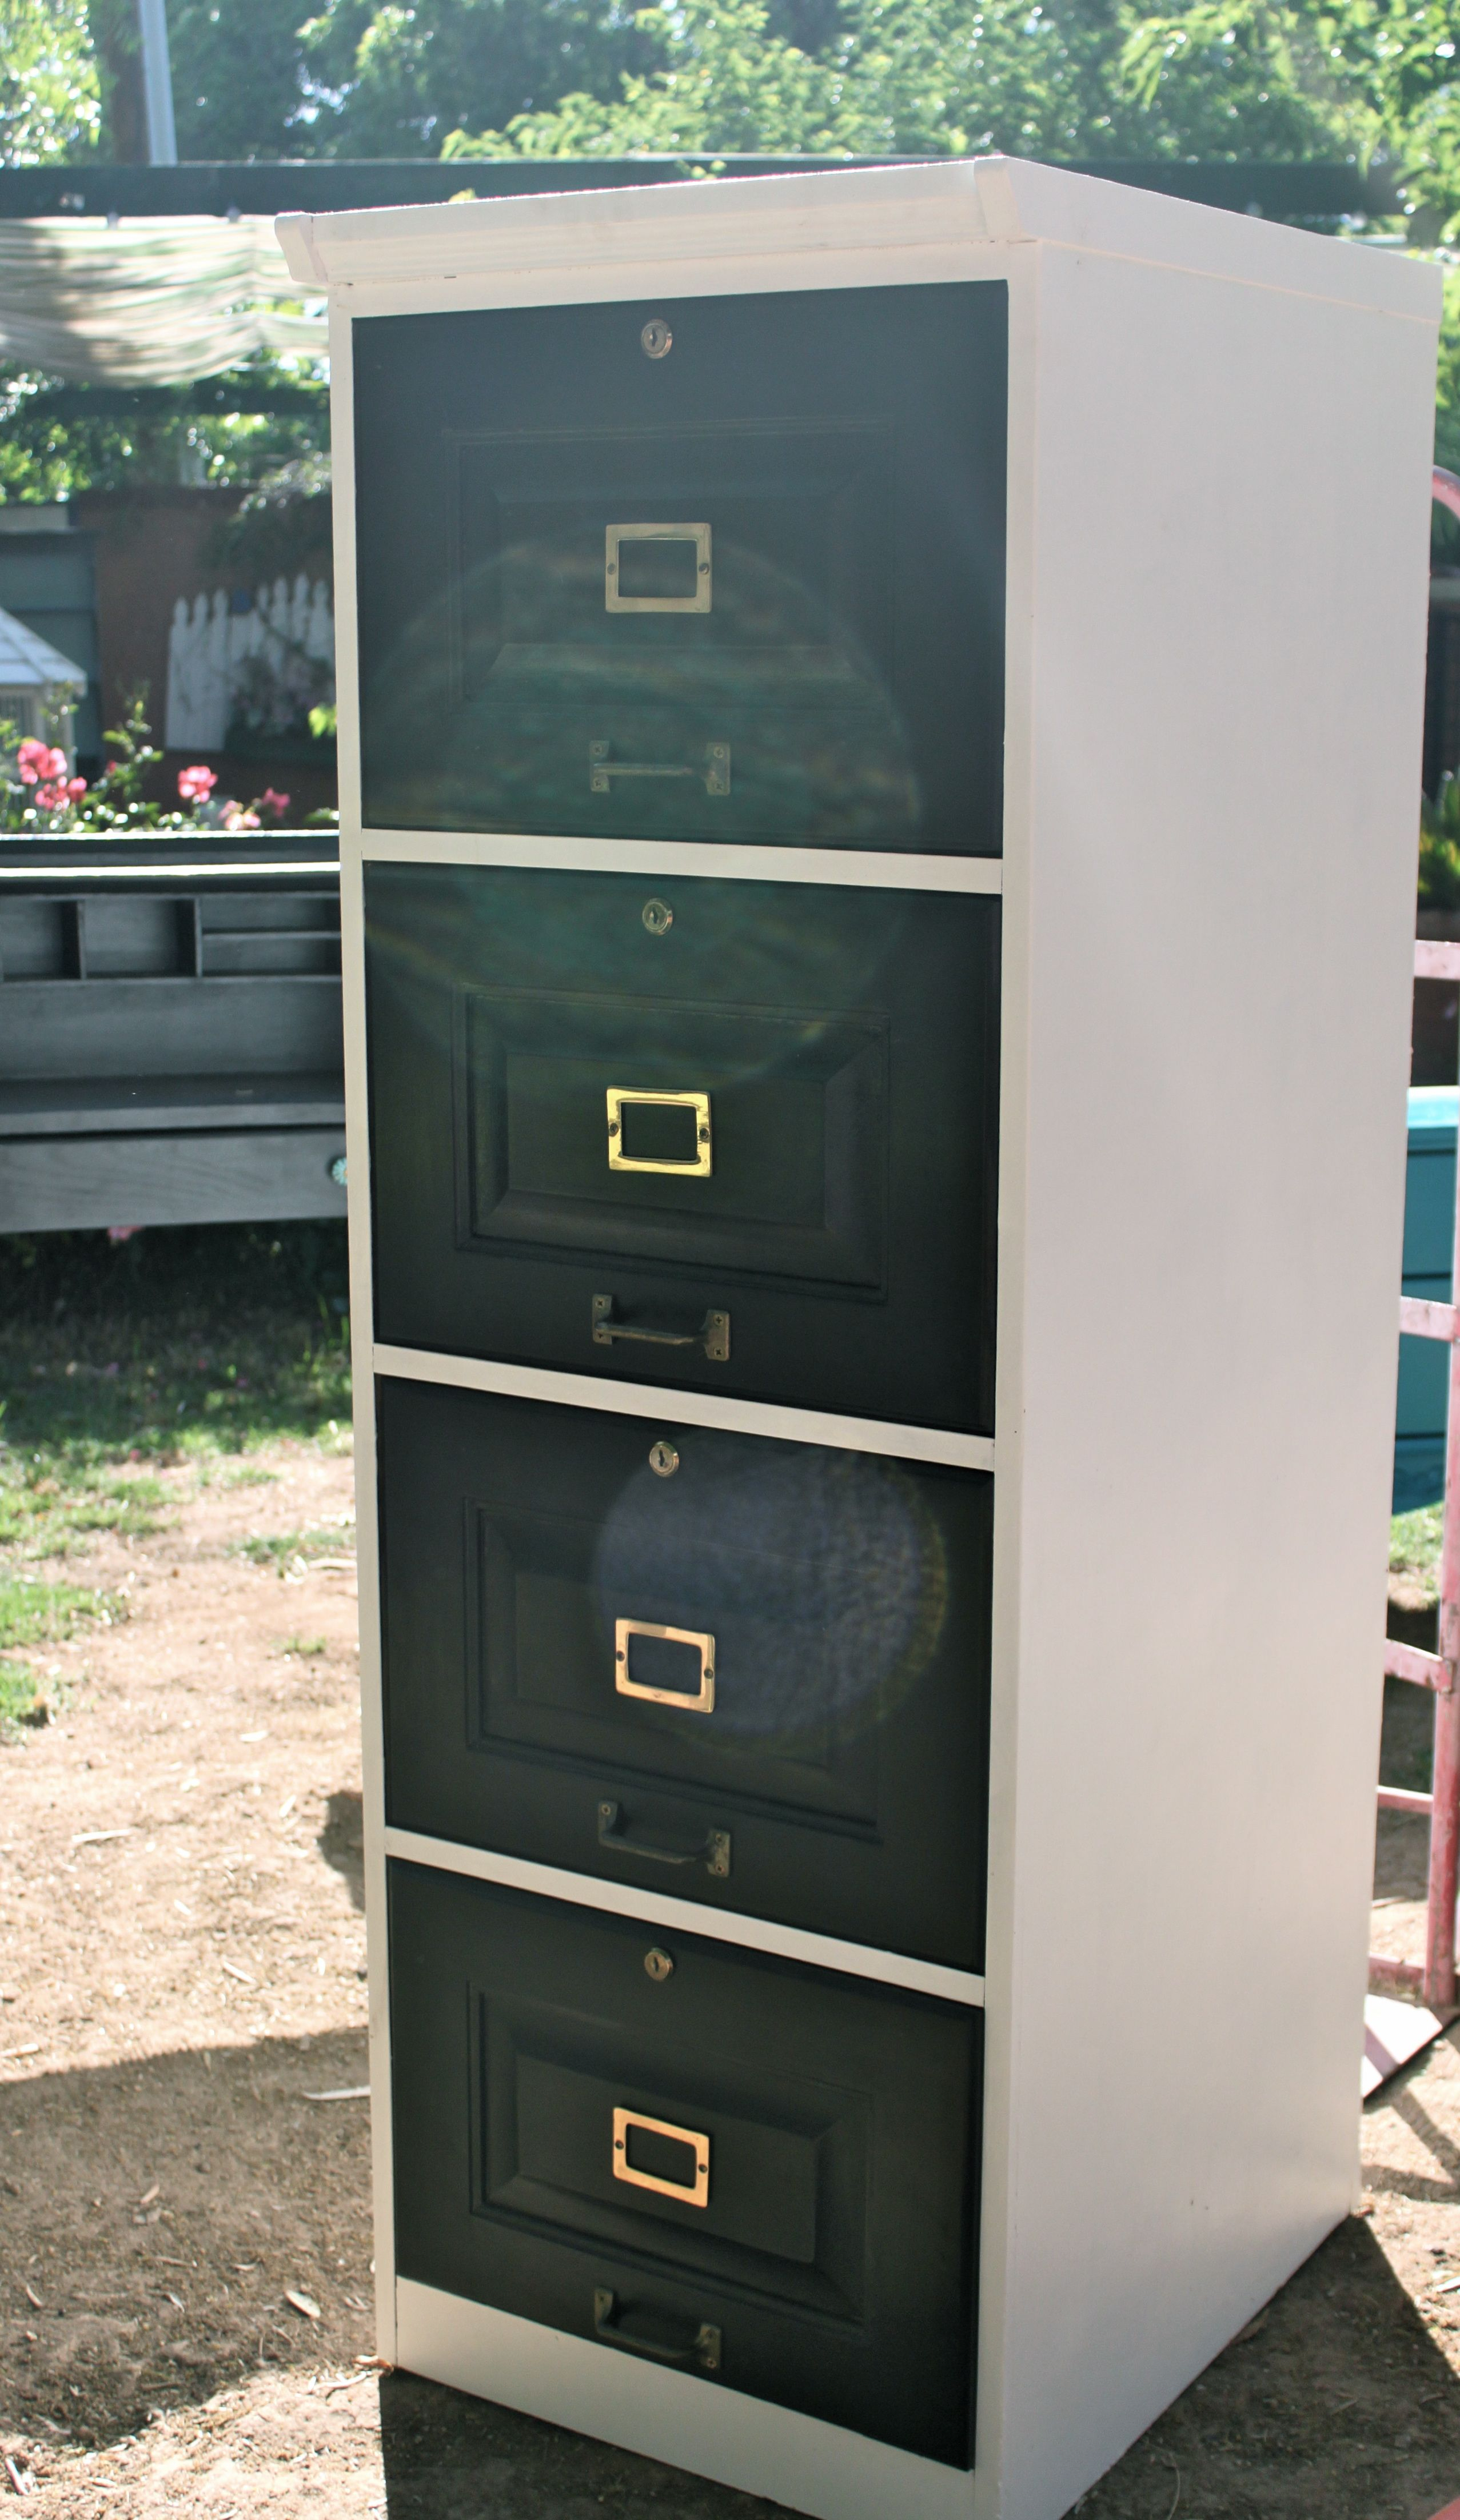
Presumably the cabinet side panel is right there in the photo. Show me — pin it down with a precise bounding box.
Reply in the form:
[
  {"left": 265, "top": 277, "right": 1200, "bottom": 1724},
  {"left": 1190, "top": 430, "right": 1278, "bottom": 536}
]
[{"left": 996, "top": 246, "right": 1437, "bottom": 2516}]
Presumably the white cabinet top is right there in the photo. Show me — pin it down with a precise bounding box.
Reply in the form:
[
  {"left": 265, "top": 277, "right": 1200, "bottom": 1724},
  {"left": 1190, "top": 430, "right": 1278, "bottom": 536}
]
[{"left": 277, "top": 152, "right": 1439, "bottom": 324}]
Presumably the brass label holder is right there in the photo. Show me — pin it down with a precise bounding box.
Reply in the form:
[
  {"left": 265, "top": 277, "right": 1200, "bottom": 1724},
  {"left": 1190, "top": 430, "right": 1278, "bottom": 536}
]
[
  {"left": 605, "top": 521, "right": 712, "bottom": 613},
  {"left": 612, "top": 2106, "right": 711, "bottom": 2207},
  {"left": 607, "top": 1087, "right": 712, "bottom": 1177},
  {"left": 615, "top": 1617, "right": 716, "bottom": 1714}
]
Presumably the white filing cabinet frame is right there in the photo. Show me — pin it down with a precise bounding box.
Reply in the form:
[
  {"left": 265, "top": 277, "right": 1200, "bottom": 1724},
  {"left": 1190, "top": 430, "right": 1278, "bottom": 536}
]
[{"left": 280, "top": 158, "right": 1441, "bottom": 2520}]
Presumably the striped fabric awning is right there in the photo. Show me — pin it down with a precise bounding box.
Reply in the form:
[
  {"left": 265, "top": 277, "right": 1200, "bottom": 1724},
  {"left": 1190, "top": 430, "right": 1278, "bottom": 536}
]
[{"left": 0, "top": 217, "right": 326, "bottom": 385}]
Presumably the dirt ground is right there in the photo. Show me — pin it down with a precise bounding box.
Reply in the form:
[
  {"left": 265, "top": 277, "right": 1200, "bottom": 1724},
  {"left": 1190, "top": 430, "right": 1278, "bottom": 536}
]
[{"left": 1, "top": 1431, "right": 1458, "bottom": 2517}]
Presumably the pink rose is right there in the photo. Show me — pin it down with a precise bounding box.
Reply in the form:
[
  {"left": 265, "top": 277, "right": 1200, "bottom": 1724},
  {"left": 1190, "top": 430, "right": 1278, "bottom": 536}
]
[
  {"left": 177, "top": 763, "right": 217, "bottom": 803},
  {"left": 66, "top": 776, "right": 86, "bottom": 799},
  {"left": 260, "top": 788, "right": 290, "bottom": 819},
  {"left": 35, "top": 779, "right": 66, "bottom": 810}
]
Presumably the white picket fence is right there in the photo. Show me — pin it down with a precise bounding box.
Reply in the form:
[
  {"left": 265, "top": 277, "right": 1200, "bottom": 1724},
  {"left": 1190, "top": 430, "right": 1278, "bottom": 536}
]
[{"left": 165, "top": 574, "right": 334, "bottom": 752}]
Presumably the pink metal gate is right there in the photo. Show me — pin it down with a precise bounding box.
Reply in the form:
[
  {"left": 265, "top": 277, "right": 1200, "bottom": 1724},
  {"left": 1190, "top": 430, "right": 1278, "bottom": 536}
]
[{"left": 1372, "top": 932, "right": 1460, "bottom": 2013}]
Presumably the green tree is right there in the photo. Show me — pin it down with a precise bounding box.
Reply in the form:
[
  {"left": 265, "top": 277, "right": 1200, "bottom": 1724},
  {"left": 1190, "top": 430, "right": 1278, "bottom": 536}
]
[
  {"left": 0, "top": 0, "right": 98, "bottom": 163},
  {"left": 443, "top": 0, "right": 845, "bottom": 155},
  {"left": 441, "top": 0, "right": 1361, "bottom": 160},
  {"left": 166, "top": 0, "right": 324, "bottom": 161},
  {"left": 1123, "top": 1, "right": 1460, "bottom": 229},
  {"left": 295, "top": 0, "right": 661, "bottom": 155},
  {"left": 0, "top": 358, "right": 329, "bottom": 505}
]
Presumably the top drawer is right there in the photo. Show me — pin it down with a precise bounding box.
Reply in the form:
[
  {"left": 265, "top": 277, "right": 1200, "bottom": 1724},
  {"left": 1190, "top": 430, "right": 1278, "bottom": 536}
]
[{"left": 352, "top": 281, "right": 1007, "bottom": 852}]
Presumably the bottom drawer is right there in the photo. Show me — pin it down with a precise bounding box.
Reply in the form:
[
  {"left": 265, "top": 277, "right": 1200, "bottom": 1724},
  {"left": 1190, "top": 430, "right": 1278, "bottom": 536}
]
[{"left": 389, "top": 1861, "right": 981, "bottom": 2467}]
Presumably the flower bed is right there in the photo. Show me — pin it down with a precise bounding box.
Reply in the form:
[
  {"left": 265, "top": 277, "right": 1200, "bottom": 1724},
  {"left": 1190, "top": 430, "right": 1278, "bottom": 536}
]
[{"left": 2, "top": 697, "right": 336, "bottom": 840}]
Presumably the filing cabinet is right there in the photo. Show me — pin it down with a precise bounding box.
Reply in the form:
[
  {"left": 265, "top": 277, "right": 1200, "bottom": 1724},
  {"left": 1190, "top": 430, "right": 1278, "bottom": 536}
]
[{"left": 283, "top": 158, "right": 1438, "bottom": 2520}]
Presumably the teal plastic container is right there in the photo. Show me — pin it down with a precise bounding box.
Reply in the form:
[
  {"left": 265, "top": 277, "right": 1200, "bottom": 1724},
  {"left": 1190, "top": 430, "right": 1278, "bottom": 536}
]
[{"left": 1397, "top": 1084, "right": 1459, "bottom": 1510}]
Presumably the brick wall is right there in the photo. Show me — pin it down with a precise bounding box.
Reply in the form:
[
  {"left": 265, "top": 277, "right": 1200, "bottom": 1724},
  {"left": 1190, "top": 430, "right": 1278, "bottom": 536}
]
[{"left": 69, "top": 487, "right": 336, "bottom": 819}]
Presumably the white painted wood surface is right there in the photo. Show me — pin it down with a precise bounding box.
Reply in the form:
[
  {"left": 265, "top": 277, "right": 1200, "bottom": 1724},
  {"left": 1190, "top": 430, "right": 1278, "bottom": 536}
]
[
  {"left": 277, "top": 156, "right": 1434, "bottom": 322},
  {"left": 357, "top": 828, "right": 1004, "bottom": 892},
  {"left": 979, "top": 219, "right": 1437, "bottom": 2520},
  {"left": 383, "top": 1826, "right": 986, "bottom": 2005},
  {"left": 307, "top": 161, "right": 1442, "bottom": 2520},
  {"left": 370, "top": 1342, "right": 996, "bottom": 1472}
]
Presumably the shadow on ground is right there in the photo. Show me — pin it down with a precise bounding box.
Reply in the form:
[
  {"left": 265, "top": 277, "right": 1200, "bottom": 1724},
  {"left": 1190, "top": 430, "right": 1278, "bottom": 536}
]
[
  {"left": 320, "top": 1786, "right": 365, "bottom": 1911},
  {"left": 1074, "top": 2214, "right": 1460, "bottom": 2518},
  {"left": 0, "top": 2031, "right": 373, "bottom": 2449},
  {"left": 379, "top": 2372, "right": 783, "bottom": 2517}
]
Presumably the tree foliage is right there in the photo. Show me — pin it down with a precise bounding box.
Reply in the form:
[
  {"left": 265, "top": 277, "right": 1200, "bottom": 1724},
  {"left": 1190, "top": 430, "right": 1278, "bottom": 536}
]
[
  {"left": 1123, "top": 1, "right": 1460, "bottom": 233},
  {"left": 0, "top": 0, "right": 97, "bottom": 164},
  {"left": 0, "top": 360, "right": 329, "bottom": 505},
  {"left": 166, "top": 0, "right": 326, "bottom": 162},
  {"left": 441, "top": 0, "right": 1370, "bottom": 161},
  {"left": 300, "top": 0, "right": 667, "bottom": 155}
]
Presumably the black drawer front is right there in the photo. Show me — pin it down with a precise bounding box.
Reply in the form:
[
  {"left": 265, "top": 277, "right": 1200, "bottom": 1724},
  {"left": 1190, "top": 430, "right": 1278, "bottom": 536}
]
[
  {"left": 378, "top": 1380, "right": 991, "bottom": 1971},
  {"left": 353, "top": 282, "right": 1006, "bottom": 854},
  {"left": 366, "top": 866, "right": 999, "bottom": 1433},
  {"left": 390, "top": 1861, "right": 980, "bottom": 2467}
]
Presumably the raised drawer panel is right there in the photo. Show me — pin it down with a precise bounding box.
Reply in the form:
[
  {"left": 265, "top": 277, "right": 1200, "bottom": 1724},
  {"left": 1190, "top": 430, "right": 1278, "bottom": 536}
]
[
  {"left": 365, "top": 864, "right": 999, "bottom": 1433},
  {"left": 352, "top": 281, "right": 1007, "bottom": 853},
  {"left": 389, "top": 1861, "right": 980, "bottom": 2467},
  {"left": 378, "top": 1379, "right": 992, "bottom": 1969}
]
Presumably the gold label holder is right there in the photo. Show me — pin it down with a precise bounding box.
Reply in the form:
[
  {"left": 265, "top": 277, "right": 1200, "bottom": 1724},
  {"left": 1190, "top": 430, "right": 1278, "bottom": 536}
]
[{"left": 606, "top": 1087, "right": 712, "bottom": 1177}]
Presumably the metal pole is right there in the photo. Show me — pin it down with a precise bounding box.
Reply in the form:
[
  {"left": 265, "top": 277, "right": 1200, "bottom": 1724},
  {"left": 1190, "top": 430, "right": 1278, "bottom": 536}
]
[{"left": 135, "top": 0, "right": 177, "bottom": 167}]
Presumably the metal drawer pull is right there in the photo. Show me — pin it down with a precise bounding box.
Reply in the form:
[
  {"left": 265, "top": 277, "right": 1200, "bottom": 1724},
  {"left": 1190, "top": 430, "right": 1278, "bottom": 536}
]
[
  {"left": 589, "top": 740, "right": 730, "bottom": 795},
  {"left": 597, "top": 1799, "right": 731, "bottom": 1878},
  {"left": 606, "top": 1086, "right": 712, "bottom": 1177},
  {"left": 604, "top": 521, "right": 712, "bottom": 613},
  {"left": 615, "top": 1618, "right": 715, "bottom": 1714},
  {"left": 592, "top": 1294, "right": 729, "bottom": 1362},
  {"left": 611, "top": 2107, "right": 711, "bottom": 2207},
  {"left": 593, "top": 2286, "right": 721, "bottom": 2370}
]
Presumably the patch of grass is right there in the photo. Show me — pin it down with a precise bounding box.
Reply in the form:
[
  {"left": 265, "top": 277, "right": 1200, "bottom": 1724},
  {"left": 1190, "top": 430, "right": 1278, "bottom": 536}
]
[
  {"left": 0, "top": 1225, "right": 352, "bottom": 1743},
  {"left": 0, "top": 1219, "right": 350, "bottom": 1733},
  {"left": 1391, "top": 1503, "right": 1443, "bottom": 1604},
  {"left": 0, "top": 1222, "right": 351, "bottom": 1476},
  {"left": 0, "top": 1658, "right": 60, "bottom": 1733},
  {"left": 0, "top": 1573, "right": 113, "bottom": 1650},
  {"left": 233, "top": 1525, "right": 356, "bottom": 1574},
  {"left": 0, "top": 1225, "right": 350, "bottom": 1601},
  {"left": 276, "top": 1634, "right": 329, "bottom": 1658},
  {"left": 0, "top": 1465, "right": 168, "bottom": 1560}
]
